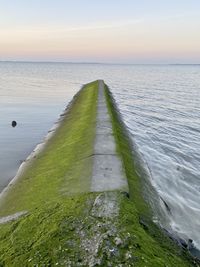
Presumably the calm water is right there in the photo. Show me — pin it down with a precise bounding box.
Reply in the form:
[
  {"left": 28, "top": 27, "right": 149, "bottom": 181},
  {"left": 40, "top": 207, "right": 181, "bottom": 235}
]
[{"left": 0, "top": 62, "right": 200, "bottom": 249}]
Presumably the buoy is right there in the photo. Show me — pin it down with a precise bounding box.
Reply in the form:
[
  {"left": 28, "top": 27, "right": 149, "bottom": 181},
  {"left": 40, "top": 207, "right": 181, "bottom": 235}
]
[{"left": 12, "top": 121, "right": 17, "bottom": 127}]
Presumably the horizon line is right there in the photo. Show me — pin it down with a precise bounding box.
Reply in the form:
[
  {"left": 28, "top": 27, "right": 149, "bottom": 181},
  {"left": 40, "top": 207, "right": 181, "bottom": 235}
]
[{"left": 0, "top": 60, "right": 200, "bottom": 66}]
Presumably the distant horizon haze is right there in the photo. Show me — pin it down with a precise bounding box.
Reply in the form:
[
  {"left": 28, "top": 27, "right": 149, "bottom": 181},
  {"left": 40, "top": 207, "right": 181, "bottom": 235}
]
[
  {"left": 0, "top": 0, "right": 200, "bottom": 64},
  {"left": 0, "top": 61, "right": 200, "bottom": 66}
]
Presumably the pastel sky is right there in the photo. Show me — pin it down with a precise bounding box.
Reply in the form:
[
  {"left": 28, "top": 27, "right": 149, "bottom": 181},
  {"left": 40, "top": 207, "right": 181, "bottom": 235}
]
[{"left": 0, "top": 0, "right": 200, "bottom": 63}]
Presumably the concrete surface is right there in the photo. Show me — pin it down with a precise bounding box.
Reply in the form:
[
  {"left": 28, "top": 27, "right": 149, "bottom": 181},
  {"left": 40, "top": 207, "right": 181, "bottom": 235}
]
[{"left": 91, "top": 80, "right": 128, "bottom": 192}]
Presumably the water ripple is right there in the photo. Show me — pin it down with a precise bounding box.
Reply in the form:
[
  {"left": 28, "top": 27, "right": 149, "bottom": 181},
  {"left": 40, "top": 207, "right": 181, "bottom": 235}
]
[{"left": 111, "top": 65, "right": 200, "bottom": 249}]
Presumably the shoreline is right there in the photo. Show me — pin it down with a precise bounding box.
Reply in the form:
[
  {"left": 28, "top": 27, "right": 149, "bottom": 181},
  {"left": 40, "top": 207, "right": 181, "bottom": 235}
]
[{"left": 0, "top": 85, "right": 84, "bottom": 203}]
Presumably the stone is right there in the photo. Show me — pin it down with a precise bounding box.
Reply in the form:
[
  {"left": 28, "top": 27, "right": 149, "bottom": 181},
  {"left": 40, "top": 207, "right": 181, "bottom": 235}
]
[
  {"left": 125, "top": 251, "right": 132, "bottom": 260},
  {"left": 139, "top": 216, "right": 149, "bottom": 231},
  {"left": 114, "top": 237, "right": 123, "bottom": 246}
]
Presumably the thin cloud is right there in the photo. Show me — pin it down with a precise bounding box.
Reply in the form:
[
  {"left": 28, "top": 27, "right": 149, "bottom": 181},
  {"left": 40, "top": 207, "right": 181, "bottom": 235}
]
[
  {"left": 61, "top": 19, "right": 144, "bottom": 32},
  {"left": 1, "top": 19, "right": 143, "bottom": 35}
]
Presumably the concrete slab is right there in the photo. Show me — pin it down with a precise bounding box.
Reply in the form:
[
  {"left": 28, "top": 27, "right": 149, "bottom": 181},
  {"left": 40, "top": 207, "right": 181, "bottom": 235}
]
[
  {"left": 91, "top": 155, "right": 127, "bottom": 192},
  {"left": 96, "top": 125, "right": 113, "bottom": 135},
  {"left": 94, "top": 134, "right": 116, "bottom": 155},
  {"left": 91, "top": 80, "right": 128, "bottom": 192},
  {"left": 97, "top": 120, "right": 111, "bottom": 127}
]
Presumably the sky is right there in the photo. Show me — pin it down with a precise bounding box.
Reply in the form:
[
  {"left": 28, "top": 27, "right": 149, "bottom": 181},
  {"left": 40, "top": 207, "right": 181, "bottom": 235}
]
[{"left": 0, "top": 0, "right": 200, "bottom": 63}]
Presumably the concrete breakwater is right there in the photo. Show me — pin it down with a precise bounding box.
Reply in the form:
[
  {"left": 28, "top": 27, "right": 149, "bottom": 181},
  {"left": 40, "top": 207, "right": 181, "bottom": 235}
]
[{"left": 0, "top": 81, "right": 197, "bottom": 266}]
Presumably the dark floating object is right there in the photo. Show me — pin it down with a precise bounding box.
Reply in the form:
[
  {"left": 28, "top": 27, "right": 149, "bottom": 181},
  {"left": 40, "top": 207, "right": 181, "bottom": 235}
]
[{"left": 12, "top": 121, "right": 17, "bottom": 127}]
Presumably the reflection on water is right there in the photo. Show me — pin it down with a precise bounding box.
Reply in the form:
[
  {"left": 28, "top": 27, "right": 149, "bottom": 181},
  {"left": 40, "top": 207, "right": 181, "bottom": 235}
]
[{"left": 0, "top": 62, "right": 200, "bottom": 249}]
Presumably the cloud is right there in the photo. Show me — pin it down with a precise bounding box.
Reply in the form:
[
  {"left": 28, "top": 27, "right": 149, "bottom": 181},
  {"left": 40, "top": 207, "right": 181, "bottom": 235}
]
[
  {"left": 58, "top": 19, "right": 143, "bottom": 32},
  {"left": 0, "top": 18, "right": 143, "bottom": 35}
]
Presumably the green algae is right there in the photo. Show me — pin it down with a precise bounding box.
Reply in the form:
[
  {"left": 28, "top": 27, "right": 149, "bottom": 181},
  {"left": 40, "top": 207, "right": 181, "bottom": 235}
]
[
  {"left": 0, "top": 81, "right": 99, "bottom": 265},
  {"left": 0, "top": 191, "right": 196, "bottom": 267},
  {"left": 0, "top": 81, "right": 98, "bottom": 216},
  {"left": 0, "top": 81, "right": 198, "bottom": 266}
]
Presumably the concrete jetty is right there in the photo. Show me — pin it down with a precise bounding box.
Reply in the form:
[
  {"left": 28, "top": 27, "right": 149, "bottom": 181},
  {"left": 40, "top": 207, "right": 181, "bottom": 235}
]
[
  {"left": 0, "top": 80, "right": 195, "bottom": 267},
  {"left": 91, "top": 80, "right": 128, "bottom": 192}
]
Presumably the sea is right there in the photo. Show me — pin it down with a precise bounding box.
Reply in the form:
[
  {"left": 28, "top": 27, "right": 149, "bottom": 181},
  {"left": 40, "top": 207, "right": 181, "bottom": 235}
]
[{"left": 0, "top": 62, "right": 200, "bottom": 249}]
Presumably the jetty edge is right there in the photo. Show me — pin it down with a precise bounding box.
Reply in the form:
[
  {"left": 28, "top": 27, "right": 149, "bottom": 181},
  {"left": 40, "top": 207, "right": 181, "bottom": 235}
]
[{"left": 0, "top": 81, "right": 197, "bottom": 266}]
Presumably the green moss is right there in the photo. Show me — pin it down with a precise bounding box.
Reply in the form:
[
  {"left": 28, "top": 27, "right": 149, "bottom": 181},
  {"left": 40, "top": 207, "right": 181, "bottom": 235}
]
[
  {"left": 0, "top": 81, "right": 98, "bottom": 216},
  {"left": 0, "top": 81, "right": 198, "bottom": 266},
  {"left": 0, "top": 81, "right": 100, "bottom": 266},
  {"left": 0, "top": 194, "right": 95, "bottom": 266}
]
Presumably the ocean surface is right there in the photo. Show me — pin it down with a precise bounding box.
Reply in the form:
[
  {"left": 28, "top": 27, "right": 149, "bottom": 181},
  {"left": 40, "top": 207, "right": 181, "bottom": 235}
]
[{"left": 0, "top": 62, "right": 200, "bottom": 249}]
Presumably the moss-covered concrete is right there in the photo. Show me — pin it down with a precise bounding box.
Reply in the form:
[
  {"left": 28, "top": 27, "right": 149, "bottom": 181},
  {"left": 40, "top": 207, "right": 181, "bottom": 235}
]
[
  {"left": 0, "top": 81, "right": 98, "bottom": 216},
  {"left": 0, "top": 81, "right": 198, "bottom": 266}
]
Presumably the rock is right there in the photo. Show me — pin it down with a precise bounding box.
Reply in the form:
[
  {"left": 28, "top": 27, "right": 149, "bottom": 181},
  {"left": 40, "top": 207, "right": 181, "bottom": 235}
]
[
  {"left": 114, "top": 237, "right": 123, "bottom": 246},
  {"left": 188, "top": 239, "right": 193, "bottom": 249},
  {"left": 139, "top": 216, "right": 149, "bottom": 230},
  {"left": 179, "top": 238, "right": 188, "bottom": 249},
  {"left": 125, "top": 252, "right": 132, "bottom": 260},
  {"left": 107, "top": 230, "right": 114, "bottom": 237},
  {"left": 163, "top": 229, "right": 188, "bottom": 249}
]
